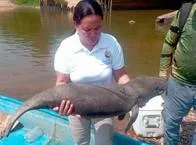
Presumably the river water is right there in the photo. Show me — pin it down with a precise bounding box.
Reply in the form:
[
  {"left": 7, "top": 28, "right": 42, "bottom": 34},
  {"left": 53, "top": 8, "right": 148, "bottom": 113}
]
[{"left": 0, "top": 7, "right": 172, "bottom": 100}]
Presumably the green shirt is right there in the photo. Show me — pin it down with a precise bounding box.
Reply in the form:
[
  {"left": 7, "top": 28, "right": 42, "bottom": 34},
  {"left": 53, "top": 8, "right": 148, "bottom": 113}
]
[{"left": 160, "top": 4, "right": 196, "bottom": 85}]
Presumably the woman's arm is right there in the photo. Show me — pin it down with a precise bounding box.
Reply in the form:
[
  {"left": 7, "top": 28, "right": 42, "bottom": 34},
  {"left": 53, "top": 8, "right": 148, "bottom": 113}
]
[
  {"left": 113, "top": 67, "right": 130, "bottom": 84},
  {"left": 54, "top": 71, "right": 75, "bottom": 116},
  {"left": 56, "top": 71, "right": 70, "bottom": 85}
]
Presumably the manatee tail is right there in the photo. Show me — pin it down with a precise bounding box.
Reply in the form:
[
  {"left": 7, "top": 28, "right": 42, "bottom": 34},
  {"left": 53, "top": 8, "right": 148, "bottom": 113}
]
[
  {"left": 1, "top": 90, "right": 53, "bottom": 138},
  {"left": 2, "top": 102, "right": 42, "bottom": 137},
  {"left": 124, "top": 104, "right": 139, "bottom": 133}
]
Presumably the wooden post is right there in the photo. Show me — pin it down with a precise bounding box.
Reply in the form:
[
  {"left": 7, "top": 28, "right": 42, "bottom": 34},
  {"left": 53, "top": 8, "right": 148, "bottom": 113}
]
[
  {"left": 109, "top": 0, "right": 112, "bottom": 12},
  {"left": 104, "top": 0, "right": 107, "bottom": 11}
]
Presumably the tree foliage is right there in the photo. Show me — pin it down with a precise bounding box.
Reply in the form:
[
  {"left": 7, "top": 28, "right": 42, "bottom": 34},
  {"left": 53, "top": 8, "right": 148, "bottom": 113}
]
[{"left": 15, "top": 0, "right": 39, "bottom": 5}]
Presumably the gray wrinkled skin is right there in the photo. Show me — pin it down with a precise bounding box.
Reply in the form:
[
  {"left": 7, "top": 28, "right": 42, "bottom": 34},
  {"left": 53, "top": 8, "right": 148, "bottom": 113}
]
[{"left": 0, "top": 75, "right": 167, "bottom": 137}]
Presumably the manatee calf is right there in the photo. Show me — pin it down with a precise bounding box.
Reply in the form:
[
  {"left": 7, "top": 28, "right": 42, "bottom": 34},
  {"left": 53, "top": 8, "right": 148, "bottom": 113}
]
[{"left": 0, "top": 75, "right": 167, "bottom": 137}]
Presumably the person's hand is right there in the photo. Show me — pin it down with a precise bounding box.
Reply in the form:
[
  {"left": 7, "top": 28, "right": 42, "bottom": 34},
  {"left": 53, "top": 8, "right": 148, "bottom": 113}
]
[
  {"left": 159, "top": 70, "right": 169, "bottom": 80},
  {"left": 53, "top": 100, "right": 74, "bottom": 116}
]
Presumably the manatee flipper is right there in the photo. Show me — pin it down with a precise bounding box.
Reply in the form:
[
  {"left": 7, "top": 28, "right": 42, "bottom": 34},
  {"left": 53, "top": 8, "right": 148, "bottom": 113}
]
[
  {"left": 124, "top": 104, "right": 139, "bottom": 133},
  {"left": 117, "top": 114, "right": 126, "bottom": 120}
]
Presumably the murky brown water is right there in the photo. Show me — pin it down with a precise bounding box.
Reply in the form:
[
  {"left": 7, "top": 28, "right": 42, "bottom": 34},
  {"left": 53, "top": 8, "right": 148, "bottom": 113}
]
[{"left": 0, "top": 7, "right": 172, "bottom": 100}]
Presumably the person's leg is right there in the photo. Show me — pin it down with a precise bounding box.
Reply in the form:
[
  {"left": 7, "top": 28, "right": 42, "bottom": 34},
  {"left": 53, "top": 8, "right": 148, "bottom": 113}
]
[
  {"left": 163, "top": 78, "right": 193, "bottom": 145},
  {"left": 93, "top": 117, "right": 113, "bottom": 145},
  {"left": 69, "top": 116, "right": 91, "bottom": 145},
  {"left": 191, "top": 129, "right": 196, "bottom": 145}
]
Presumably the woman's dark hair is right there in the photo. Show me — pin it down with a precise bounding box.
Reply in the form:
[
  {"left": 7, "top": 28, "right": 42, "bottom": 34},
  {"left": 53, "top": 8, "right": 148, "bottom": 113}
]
[{"left": 73, "top": 0, "right": 103, "bottom": 25}]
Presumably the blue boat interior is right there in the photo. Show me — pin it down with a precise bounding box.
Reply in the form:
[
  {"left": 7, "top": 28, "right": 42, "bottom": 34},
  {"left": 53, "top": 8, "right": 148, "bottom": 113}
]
[{"left": 0, "top": 95, "right": 149, "bottom": 145}]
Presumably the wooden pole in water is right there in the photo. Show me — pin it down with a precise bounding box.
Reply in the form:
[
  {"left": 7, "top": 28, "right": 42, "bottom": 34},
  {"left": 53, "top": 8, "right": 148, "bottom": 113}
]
[
  {"left": 109, "top": 0, "right": 112, "bottom": 12},
  {"left": 99, "top": 0, "right": 112, "bottom": 12},
  {"left": 104, "top": 0, "right": 106, "bottom": 11}
]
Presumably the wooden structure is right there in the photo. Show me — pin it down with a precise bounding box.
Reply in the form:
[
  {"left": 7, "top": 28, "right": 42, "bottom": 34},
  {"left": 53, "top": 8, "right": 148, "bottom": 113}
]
[
  {"left": 99, "top": 0, "right": 113, "bottom": 12},
  {"left": 155, "top": 11, "right": 177, "bottom": 24},
  {"left": 67, "top": 0, "right": 80, "bottom": 11},
  {"left": 40, "top": 0, "right": 68, "bottom": 10},
  {"left": 39, "top": 0, "right": 113, "bottom": 12},
  {"left": 39, "top": 0, "right": 181, "bottom": 11},
  {"left": 66, "top": 0, "right": 113, "bottom": 12}
]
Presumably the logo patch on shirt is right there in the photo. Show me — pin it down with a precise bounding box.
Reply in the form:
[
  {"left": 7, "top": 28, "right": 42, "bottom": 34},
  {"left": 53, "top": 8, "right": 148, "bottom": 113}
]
[
  {"left": 105, "top": 50, "right": 112, "bottom": 58},
  {"left": 103, "top": 50, "right": 112, "bottom": 64}
]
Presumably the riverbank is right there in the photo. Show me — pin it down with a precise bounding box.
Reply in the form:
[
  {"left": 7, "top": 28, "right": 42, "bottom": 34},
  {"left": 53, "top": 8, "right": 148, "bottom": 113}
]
[{"left": 0, "top": 0, "right": 18, "bottom": 11}]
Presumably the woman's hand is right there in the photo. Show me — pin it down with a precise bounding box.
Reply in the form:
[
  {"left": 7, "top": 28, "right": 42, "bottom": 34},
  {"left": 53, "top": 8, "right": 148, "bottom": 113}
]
[
  {"left": 55, "top": 72, "right": 76, "bottom": 116},
  {"left": 53, "top": 100, "right": 74, "bottom": 116},
  {"left": 54, "top": 72, "right": 80, "bottom": 117}
]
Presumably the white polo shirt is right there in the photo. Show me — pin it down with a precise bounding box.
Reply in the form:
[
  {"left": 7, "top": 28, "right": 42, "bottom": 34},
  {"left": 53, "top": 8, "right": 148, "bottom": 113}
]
[{"left": 54, "top": 32, "right": 124, "bottom": 85}]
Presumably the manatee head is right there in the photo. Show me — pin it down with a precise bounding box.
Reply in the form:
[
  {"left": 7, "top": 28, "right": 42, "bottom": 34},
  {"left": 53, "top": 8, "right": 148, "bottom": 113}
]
[{"left": 130, "top": 75, "right": 167, "bottom": 103}]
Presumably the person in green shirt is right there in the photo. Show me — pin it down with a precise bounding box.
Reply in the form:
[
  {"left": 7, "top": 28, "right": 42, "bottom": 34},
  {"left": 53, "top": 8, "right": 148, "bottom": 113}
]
[{"left": 159, "top": 1, "right": 196, "bottom": 145}]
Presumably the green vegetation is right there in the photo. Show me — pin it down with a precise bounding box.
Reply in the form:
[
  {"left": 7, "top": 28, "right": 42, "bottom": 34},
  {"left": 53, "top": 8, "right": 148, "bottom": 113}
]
[
  {"left": 13, "top": 0, "right": 68, "bottom": 6},
  {"left": 14, "top": 0, "right": 39, "bottom": 6},
  {"left": 56, "top": 0, "right": 68, "bottom": 6}
]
